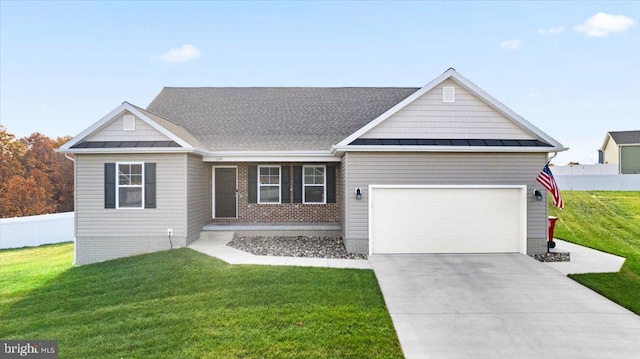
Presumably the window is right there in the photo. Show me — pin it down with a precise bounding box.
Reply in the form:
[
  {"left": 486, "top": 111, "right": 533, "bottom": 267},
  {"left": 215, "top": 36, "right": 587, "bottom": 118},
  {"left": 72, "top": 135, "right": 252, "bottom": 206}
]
[
  {"left": 258, "top": 166, "right": 280, "bottom": 203},
  {"left": 117, "top": 163, "right": 144, "bottom": 208},
  {"left": 303, "top": 165, "right": 325, "bottom": 204}
]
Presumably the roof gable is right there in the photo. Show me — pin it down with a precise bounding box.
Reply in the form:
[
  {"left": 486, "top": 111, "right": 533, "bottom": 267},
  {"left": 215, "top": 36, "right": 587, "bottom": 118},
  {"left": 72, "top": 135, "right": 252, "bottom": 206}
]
[
  {"left": 335, "top": 68, "right": 565, "bottom": 151},
  {"left": 85, "top": 111, "right": 171, "bottom": 142},
  {"left": 59, "top": 102, "right": 199, "bottom": 152},
  {"left": 359, "top": 78, "right": 536, "bottom": 140}
]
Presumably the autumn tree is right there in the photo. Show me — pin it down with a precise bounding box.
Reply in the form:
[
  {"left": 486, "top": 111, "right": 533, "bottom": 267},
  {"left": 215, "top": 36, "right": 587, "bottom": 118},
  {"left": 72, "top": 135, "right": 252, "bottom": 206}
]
[
  {"left": 1, "top": 126, "right": 26, "bottom": 181},
  {"left": 0, "top": 176, "right": 53, "bottom": 217},
  {"left": 0, "top": 126, "right": 74, "bottom": 218}
]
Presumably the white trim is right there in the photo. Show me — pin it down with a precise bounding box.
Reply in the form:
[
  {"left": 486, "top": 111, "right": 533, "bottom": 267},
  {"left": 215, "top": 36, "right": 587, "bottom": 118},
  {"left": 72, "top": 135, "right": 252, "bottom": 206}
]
[
  {"left": 600, "top": 133, "right": 613, "bottom": 151},
  {"left": 335, "top": 68, "right": 565, "bottom": 150},
  {"left": 58, "top": 147, "right": 341, "bottom": 161},
  {"left": 368, "top": 184, "right": 527, "bottom": 255},
  {"left": 59, "top": 102, "right": 195, "bottom": 151},
  {"left": 212, "top": 166, "right": 238, "bottom": 219},
  {"left": 115, "top": 162, "right": 145, "bottom": 210},
  {"left": 57, "top": 147, "right": 202, "bottom": 155},
  {"left": 257, "top": 165, "right": 281, "bottom": 204},
  {"left": 203, "top": 151, "right": 340, "bottom": 163},
  {"left": 333, "top": 145, "right": 567, "bottom": 154},
  {"left": 302, "top": 165, "right": 327, "bottom": 204}
]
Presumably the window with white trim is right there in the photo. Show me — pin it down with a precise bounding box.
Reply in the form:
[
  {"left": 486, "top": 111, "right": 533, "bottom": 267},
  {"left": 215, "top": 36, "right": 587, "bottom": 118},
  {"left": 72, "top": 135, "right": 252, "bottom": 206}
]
[
  {"left": 303, "top": 165, "right": 325, "bottom": 204},
  {"left": 258, "top": 166, "right": 280, "bottom": 203},
  {"left": 117, "top": 163, "right": 144, "bottom": 208}
]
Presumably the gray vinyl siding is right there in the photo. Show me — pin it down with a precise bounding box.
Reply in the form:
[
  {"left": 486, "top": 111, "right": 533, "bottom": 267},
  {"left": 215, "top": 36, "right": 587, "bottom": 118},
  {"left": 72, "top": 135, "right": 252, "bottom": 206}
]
[
  {"left": 87, "top": 111, "right": 170, "bottom": 142},
  {"left": 338, "top": 156, "right": 348, "bottom": 239},
  {"left": 186, "top": 155, "right": 212, "bottom": 244},
  {"left": 360, "top": 79, "right": 535, "bottom": 140},
  {"left": 74, "top": 153, "right": 188, "bottom": 264},
  {"left": 343, "top": 152, "right": 548, "bottom": 255}
]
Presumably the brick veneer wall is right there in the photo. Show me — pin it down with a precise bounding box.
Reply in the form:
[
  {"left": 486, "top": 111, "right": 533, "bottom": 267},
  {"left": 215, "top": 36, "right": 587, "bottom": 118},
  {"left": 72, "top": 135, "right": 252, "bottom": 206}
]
[{"left": 213, "top": 163, "right": 340, "bottom": 224}]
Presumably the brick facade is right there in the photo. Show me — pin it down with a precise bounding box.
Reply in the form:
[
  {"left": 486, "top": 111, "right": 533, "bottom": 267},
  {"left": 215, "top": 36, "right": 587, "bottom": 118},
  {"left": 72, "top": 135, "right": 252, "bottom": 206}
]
[{"left": 212, "top": 163, "right": 339, "bottom": 224}]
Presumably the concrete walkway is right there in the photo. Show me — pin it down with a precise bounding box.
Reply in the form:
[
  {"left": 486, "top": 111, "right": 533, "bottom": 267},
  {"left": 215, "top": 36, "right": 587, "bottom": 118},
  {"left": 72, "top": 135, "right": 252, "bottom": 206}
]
[
  {"left": 190, "top": 235, "right": 637, "bottom": 358},
  {"left": 545, "top": 239, "right": 626, "bottom": 275},
  {"left": 370, "top": 254, "right": 640, "bottom": 359},
  {"left": 188, "top": 234, "right": 372, "bottom": 270}
]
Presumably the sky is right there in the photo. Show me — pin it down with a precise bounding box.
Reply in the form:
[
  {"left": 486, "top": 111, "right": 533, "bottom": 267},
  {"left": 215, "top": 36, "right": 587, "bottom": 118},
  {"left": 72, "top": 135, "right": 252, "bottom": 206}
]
[{"left": 1, "top": 1, "right": 639, "bottom": 165}]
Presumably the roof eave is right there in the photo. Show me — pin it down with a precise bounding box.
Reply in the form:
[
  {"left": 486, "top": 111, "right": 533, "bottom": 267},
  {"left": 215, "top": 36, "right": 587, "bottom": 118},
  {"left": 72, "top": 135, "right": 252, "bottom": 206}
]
[
  {"left": 202, "top": 150, "right": 339, "bottom": 163},
  {"left": 332, "top": 145, "right": 568, "bottom": 155},
  {"left": 55, "top": 147, "right": 209, "bottom": 156}
]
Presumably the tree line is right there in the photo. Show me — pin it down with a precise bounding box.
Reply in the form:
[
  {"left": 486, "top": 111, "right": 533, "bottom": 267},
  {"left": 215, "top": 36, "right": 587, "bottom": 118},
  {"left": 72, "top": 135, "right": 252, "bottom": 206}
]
[{"left": 1, "top": 126, "right": 74, "bottom": 218}]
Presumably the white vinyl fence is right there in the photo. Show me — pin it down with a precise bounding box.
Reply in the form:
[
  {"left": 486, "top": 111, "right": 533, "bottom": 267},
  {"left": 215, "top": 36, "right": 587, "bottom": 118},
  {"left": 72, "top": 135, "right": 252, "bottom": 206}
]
[
  {"left": 555, "top": 175, "right": 640, "bottom": 191},
  {"left": 0, "top": 212, "right": 74, "bottom": 249}
]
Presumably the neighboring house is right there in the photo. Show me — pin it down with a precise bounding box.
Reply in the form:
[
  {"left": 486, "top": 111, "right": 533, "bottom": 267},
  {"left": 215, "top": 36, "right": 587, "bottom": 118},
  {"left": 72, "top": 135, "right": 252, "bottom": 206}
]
[
  {"left": 59, "top": 68, "right": 566, "bottom": 265},
  {"left": 598, "top": 130, "right": 640, "bottom": 174}
]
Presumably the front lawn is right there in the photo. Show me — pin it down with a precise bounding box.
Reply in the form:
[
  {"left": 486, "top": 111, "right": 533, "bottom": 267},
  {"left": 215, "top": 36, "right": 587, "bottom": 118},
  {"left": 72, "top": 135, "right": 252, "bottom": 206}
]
[
  {"left": 550, "top": 191, "right": 640, "bottom": 314},
  {"left": 0, "top": 243, "right": 403, "bottom": 358}
]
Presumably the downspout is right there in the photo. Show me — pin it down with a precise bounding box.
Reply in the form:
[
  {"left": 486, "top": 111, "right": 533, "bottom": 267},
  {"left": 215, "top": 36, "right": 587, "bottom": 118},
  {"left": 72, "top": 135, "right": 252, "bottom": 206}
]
[{"left": 63, "top": 152, "right": 77, "bottom": 265}]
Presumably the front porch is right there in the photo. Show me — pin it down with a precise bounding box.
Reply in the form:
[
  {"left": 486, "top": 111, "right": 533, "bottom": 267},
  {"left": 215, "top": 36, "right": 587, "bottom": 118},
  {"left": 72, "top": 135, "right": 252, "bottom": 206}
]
[{"left": 202, "top": 222, "right": 342, "bottom": 237}]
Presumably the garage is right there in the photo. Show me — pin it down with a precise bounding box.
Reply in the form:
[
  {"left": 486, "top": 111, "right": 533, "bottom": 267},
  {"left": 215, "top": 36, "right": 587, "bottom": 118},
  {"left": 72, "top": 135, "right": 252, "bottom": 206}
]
[{"left": 369, "top": 185, "right": 527, "bottom": 254}]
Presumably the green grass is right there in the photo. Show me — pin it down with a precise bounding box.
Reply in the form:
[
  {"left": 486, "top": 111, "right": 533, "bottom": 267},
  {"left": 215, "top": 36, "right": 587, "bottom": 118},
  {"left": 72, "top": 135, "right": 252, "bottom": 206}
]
[
  {"left": 0, "top": 244, "right": 403, "bottom": 358},
  {"left": 549, "top": 191, "right": 640, "bottom": 314}
]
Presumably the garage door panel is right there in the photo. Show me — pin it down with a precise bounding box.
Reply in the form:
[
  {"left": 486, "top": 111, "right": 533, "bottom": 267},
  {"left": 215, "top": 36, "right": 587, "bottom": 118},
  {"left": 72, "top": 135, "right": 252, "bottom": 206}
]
[{"left": 370, "top": 186, "right": 525, "bottom": 254}]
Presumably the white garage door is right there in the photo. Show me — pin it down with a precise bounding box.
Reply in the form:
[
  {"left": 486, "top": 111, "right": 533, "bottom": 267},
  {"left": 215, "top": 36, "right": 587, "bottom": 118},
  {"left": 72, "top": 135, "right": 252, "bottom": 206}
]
[{"left": 369, "top": 185, "right": 526, "bottom": 254}]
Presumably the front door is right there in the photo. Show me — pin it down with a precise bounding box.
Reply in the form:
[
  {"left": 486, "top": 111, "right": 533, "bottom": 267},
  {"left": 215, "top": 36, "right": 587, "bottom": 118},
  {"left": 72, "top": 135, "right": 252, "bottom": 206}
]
[{"left": 214, "top": 167, "right": 237, "bottom": 218}]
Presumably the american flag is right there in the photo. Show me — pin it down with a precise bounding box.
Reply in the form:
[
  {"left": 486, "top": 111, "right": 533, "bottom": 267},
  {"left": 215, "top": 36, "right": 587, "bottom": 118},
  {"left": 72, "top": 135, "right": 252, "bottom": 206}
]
[{"left": 537, "top": 164, "right": 564, "bottom": 209}]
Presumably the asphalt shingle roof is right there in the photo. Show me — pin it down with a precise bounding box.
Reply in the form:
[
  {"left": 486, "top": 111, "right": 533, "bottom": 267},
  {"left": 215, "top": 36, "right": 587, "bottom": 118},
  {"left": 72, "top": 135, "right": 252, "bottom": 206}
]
[
  {"left": 146, "top": 87, "right": 419, "bottom": 151},
  {"left": 609, "top": 130, "right": 640, "bottom": 145},
  {"left": 130, "top": 104, "right": 208, "bottom": 149}
]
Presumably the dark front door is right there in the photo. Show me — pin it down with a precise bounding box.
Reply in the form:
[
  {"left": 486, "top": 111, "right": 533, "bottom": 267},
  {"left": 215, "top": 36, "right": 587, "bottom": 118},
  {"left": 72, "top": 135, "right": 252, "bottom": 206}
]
[{"left": 215, "top": 168, "right": 237, "bottom": 218}]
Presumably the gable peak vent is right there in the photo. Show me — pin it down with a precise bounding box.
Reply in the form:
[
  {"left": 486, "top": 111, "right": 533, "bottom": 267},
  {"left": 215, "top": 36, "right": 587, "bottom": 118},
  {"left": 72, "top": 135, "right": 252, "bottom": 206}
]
[
  {"left": 443, "top": 86, "right": 455, "bottom": 103},
  {"left": 123, "top": 114, "right": 136, "bottom": 131}
]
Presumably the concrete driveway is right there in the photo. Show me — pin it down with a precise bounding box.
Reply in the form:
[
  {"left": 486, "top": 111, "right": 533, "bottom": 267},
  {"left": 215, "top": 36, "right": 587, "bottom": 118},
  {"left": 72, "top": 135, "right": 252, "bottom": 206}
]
[{"left": 369, "top": 254, "right": 640, "bottom": 359}]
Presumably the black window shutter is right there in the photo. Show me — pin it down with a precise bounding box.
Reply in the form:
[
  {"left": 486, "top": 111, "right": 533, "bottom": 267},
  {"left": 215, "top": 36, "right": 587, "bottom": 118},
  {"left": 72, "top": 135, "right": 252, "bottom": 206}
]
[
  {"left": 104, "top": 163, "right": 116, "bottom": 209},
  {"left": 326, "top": 165, "right": 336, "bottom": 203},
  {"left": 293, "top": 166, "right": 302, "bottom": 203},
  {"left": 145, "top": 163, "right": 156, "bottom": 209},
  {"left": 281, "top": 166, "right": 291, "bottom": 203},
  {"left": 248, "top": 165, "right": 257, "bottom": 203}
]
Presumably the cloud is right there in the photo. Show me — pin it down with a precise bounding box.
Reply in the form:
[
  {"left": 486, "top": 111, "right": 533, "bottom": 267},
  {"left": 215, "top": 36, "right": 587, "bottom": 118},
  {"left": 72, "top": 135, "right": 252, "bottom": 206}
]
[
  {"left": 500, "top": 39, "right": 522, "bottom": 50},
  {"left": 574, "top": 12, "right": 635, "bottom": 37},
  {"left": 256, "top": 15, "right": 280, "bottom": 21},
  {"left": 538, "top": 26, "right": 565, "bottom": 35},
  {"left": 154, "top": 44, "right": 201, "bottom": 63}
]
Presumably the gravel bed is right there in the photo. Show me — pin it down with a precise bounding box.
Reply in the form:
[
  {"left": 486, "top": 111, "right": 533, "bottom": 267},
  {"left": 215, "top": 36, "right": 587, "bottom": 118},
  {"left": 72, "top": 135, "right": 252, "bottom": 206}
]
[
  {"left": 531, "top": 252, "right": 570, "bottom": 262},
  {"left": 227, "top": 236, "right": 368, "bottom": 260}
]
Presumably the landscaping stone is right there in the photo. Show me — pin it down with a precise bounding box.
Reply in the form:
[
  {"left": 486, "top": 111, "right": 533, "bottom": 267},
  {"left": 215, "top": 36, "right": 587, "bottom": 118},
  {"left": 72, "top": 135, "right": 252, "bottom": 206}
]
[
  {"left": 532, "top": 252, "right": 570, "bottom": 262},
  {"left": 227, "top": 236, "right": 368, "bottom": 260}
]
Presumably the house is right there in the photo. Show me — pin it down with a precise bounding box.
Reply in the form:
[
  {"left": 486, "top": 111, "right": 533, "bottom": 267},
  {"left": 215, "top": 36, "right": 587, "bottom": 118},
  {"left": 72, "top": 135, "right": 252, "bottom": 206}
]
[
  {"left": 598, "top": 130, "right": 640, "bottom": 174},
  {"left": 59, "top": 68, "right": 566, "bottom": 265}
]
